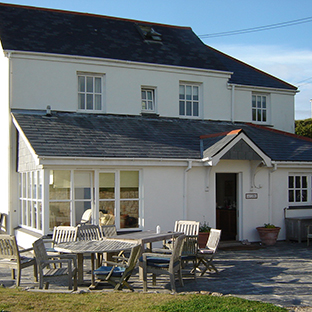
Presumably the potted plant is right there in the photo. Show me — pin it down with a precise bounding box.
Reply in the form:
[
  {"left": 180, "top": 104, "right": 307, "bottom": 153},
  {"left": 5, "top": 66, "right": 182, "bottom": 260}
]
[
  {"left": 256, "top": 223, "right": 281, "bottom": 246},
  {"left": 198, "top": 221, "right": 211, "bottom": 248}
]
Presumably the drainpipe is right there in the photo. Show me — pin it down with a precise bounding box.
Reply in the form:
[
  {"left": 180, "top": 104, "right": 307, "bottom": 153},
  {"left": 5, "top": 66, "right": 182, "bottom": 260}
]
[
  {"left": 231, "top": 84, "right": 235, "bottom": 123},
  {"left": 268, "top": 163, "right": 278, "bottom": 224},
  {"left": 183, "top": 160, "right": 192, "bottom": 219}
]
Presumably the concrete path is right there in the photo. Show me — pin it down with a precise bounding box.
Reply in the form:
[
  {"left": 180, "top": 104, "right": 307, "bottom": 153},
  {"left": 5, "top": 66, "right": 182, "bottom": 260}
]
[{"left": 0, "top": 241, "right": 311, "bottom": 310}]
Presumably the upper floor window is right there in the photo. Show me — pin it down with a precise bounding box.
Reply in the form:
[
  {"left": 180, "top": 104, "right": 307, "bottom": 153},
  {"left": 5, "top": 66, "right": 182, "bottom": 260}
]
[
  {"left": 141, "top": 88, "right": 156, "bottom": 112},
  {"left": 252, "top": 94, "right": 267, "bottom": 122},
  {"left": 288, "top": 174, "right": 311, "bottom": 204},
  {"left": 179, "top": 83, "right": 200, "bottom": 117},
  {"left": 78, "top": 74, "right": 103, "bottom": 111}
]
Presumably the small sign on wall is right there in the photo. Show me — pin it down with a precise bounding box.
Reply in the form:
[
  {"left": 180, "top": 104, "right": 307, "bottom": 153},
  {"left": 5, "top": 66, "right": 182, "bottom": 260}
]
[{"left": 246, "top": 193, "right": 258, "bottom": 199}]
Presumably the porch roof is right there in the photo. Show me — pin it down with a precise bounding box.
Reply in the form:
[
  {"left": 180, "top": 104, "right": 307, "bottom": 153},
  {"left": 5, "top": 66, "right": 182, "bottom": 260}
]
[{"left": 12, "top": 110, "right": 312, "bottom": 162}]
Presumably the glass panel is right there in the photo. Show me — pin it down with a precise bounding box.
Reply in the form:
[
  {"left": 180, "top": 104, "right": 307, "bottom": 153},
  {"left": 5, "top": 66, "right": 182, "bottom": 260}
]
[
  {"left": 252, "top": 95, "right": 256, "bottom": 107},
  {"left": 257, "top": 96, "right": 261, "bottom": 108},
  {"left": 257, "top": 109, "right": 261, "bottom": 121},
  {"left": 75, "top": 202, "right": 92, "bottom": 225},
  {"left": 295, "top": 176, "right": 301, "bottom": 188},
  {"left": 78, "top": 94, "right": 85, "bottom": 110},
  {"left": 186, "top": 86, "right": 192, "bottom": 100},
  {"left": 78, "top": 76, "right": 85, "bottom": 92},
  {"left": 99, "top": 201, "right": 115, "bottom": 225},
  {"left": 288, "top": 176, "right": 294, "bottom": 188},
  {"left": 262, "top": 96, "right": 266, "bottom": 108},
  {"left": 147, "top": 91, "right": 153, "bottom": 100},
  {"left": 141, "top": 90, "right": 146, "bottom": 100},
  {"left": 289, "top": 190, "right": 294, "bottom": 202},
  {"left": 295, "top": 190, "right": 301, "bottom": 202},
  {"left": 302, "top": 190, "right": 307, "bottom": 202},
  {"left": 49, "top": 170, "right": 71, "bottom": 200},
  {"left": 22, "top": 173, "right": 26, "bottom": 197},
  {"left": 33, "top": 172, "right": 37, "bottom": 199},
  {"left": 38, "top": 202, "right": 42, "bottom": 230},
  {"left": 148, "top": 101, "right": 153, "bottom": 110},
  {"left": 193, "top": 102, "right": 199, "bottom": 116},
  {"left": 86, "top": 77, "right": 93, "bottom": 92},
  {"left": 87, "top": 94, "right": 93, "bottom": 110},
  {"left": 49, "top": 202, "right": 70, "bottom": 229},
  {"left": 262, "top": 110, "right": 267, "bottom": 122},
  {"left": 142, "top": 101, "right": 146, "bottom": 110},
  {"left": 179, "top": 85, "right": 185, "bottom": 99},
  {"left": 252, "top": 109, "right": 256, "bottom": 121},
  {"left": 95, "top": 94, "right": 101, "bottom": 110},
  {"left": 186, "top": 101, "right": 192, "bottom": 116},
  {"left": 302, "top": 176, "right": 307, "bottom": 188},
  {"left": 32, "top": 202, "right": 37, "bottom": 228},
  {"left": 120, "top": 200, "right": 139, "bottom": 228},
  {"left": 38, "top": 172, "right": 43, "bottom": 200},
  {"left": 193, "top": 86, "right": 199, "bottom": 101},
  {"left": 74, "top": 172, "right": 91, "bottom": 200},
  {"left": 99, "top": 173, "right": 115, "bottom": 199},
  {"left": 120, "top": 171, "right": 139, "bottom": 199},
  {"left": 95, "top": 77, "right": 101, "bottom": 93},
  {"left": 179, "top": 101, "right": 185, "bottom": 115}
]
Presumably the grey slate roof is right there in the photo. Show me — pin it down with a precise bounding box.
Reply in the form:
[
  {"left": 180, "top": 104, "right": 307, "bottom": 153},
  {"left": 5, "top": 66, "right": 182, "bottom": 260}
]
[
  {"left": 12, "top": 110, "right": 312, "bottom": 162},
  {"left": 0, "top": 3, "right": 297, "bottom": 91}
]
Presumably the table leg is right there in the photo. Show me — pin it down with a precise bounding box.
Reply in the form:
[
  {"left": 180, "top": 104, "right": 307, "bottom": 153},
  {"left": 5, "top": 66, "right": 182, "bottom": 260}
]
[
  {"left": 91, "top": 253, "right": 95, "bottom": 286},
  {"left": 77, "top": 253, "right": 84, "bottom": 284}
]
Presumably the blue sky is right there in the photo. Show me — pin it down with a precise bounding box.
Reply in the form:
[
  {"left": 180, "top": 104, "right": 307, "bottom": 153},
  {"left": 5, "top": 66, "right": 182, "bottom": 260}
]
[{"left": 2, "top": 0, "right": 312, "bottom": 120}]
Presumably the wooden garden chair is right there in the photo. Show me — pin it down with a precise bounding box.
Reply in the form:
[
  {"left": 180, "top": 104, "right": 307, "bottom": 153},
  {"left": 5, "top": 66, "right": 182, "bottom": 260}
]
[
  {"left": 0, "top": 234, "right": 38, "bottom": 286},
  {"left": 33, "top": 237, "right": 77, "bottom": 290},
  {"left": 194, "top": 228, "right": 221, "bottom": 275},
  {"left": 141, "top": 234, "right": 185, "bottom": 293},
  {"left": 93, "top": 244, "right": 141, "bottom": 291}
]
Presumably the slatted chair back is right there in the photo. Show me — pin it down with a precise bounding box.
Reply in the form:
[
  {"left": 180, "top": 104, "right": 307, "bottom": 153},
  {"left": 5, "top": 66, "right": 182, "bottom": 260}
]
[
  {"left": 174, "top": 220, "right": 200, "bottom": 236},
  {"left": 100, "top": 225, "right": 117, "bottom": 239},
  {"left": 33, "top": 237, "right": 77, "bottom": 290},
  {"left": 52, "top": 226, "right": 78, "bottom": 245},
  {"left": 77, "top": 224, "right": 101, "bottom": 241},
  {"left": 0, "top": 234, "right": 38, "bottom": 286},
  {"left": 206, "top": 228, "right": 221, "bottom": 252}
]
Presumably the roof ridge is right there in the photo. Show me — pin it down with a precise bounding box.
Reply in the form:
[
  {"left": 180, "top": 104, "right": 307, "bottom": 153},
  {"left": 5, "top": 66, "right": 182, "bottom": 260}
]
[
  {"left": 246, "top": 122, "right": 312, "bottom": 142},
  {"left": 200, "top": 129, "right": 242, "bottom": 139},
  {"left": 0, "top": 2, "right": 191, "bottom": 30}
]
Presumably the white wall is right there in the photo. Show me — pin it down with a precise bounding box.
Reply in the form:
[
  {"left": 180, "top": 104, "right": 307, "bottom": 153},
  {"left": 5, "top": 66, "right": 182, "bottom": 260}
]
[{"left": 9, "top": 53, "right": 295, "bottom": 133}]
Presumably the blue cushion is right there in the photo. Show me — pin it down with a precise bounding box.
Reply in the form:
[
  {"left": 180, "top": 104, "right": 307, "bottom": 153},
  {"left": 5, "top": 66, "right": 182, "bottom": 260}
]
[{"left": 94, "top": 266, "right": 125, "bottom": 278}]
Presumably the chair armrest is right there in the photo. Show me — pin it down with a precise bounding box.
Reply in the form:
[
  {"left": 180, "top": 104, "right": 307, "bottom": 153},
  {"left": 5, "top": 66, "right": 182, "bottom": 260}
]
[
  {"left": 19, "top": 247, "right": 34, "bottom": 253},
  {"left": 101, "top": 259, "right": 129, "bottom": 268},
  {"left": 47, "top": 254, "right": 77, "bottom": 266},
  {"left": 142, "top": 252, "right": 171, "bottom": 259},
  {"left": 151, "top": 248, "right": 172, "bottom": 254}
]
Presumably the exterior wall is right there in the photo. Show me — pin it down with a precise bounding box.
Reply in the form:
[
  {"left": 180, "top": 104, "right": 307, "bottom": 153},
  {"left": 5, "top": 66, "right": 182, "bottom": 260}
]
[
  {"left": 9, "top": 53, "right": 295, "bottom": 132},
  {"left": 18, "top": 135, "right": 37, "bottom": 172},
  {"left": 0, "top": 53, "right": 9, "bottom": 218}
]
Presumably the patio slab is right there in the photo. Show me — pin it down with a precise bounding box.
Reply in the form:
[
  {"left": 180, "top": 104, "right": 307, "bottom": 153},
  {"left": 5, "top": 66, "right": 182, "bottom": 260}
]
[{"left": 0, "top": 241, "right": 311, "bottom": 310}]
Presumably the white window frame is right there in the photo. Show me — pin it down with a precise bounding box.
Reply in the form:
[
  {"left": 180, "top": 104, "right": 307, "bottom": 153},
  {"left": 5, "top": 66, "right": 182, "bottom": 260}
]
[
  {"left": 288, "top": 173, "right": 312, "bottom": 205},
  {"left": 77, "top": 73, "right": 104, "bottom": 112},
  {"left": 179, "top": 82, "right": 200, "bottom": 118},
  {"left": 141, "top": 87, "right": 156, "bottom": 113},
  {"left": 252, "top": 93, "right": 268, "bottom": 123},
  {"left": 19, "top": 171, "right": 43, "bottom": 232}
]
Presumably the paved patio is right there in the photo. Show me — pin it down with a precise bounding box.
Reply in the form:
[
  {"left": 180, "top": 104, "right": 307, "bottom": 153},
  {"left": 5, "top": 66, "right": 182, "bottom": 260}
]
[{"left": 1, "top": 241, "right": 312, "bottom": 310}]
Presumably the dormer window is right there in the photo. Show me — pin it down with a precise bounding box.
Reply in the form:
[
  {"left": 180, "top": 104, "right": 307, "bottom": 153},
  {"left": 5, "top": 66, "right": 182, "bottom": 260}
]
[
  {"left": 141, "top": 87, "right": 156, "bottom": 113},
  {"left": 137, "top": 24, "right": 162, "bottom": 42}
]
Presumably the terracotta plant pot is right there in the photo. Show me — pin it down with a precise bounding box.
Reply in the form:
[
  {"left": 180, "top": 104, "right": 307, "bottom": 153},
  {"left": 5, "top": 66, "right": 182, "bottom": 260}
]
[
  {"left": 256, "top": 227, "right": 281, "bottom": 245},
  {"left": 198, "top": 232, "right": 210, "bottom": 248}
]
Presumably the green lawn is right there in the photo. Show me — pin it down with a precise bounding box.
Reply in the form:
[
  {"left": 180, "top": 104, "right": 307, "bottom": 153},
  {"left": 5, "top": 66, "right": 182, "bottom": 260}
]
[{"left": 0, "top": 288, "right": 287, "bottom": 312}]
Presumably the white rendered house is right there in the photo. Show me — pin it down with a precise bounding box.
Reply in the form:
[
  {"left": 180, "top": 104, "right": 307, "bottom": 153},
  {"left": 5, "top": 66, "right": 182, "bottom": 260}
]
[{"left": 0, "top": 3, "right": 311, "bottom": 248}]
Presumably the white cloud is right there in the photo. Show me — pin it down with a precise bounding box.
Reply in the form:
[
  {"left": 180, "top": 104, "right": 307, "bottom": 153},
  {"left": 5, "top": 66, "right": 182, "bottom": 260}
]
[{"left": 211, "top": 43, "right": 312, "bottom": 120}]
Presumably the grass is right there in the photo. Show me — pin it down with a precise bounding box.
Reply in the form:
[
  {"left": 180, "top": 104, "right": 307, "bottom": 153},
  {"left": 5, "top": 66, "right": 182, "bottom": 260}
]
[{"left": 0, "top": 288, "right": 288, "bottom": 312}]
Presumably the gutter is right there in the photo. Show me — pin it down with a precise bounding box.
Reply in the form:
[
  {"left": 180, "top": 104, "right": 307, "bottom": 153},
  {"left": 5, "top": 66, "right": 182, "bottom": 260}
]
[{"left": 183, "top": 160, "right": 193, "bottom": 219}]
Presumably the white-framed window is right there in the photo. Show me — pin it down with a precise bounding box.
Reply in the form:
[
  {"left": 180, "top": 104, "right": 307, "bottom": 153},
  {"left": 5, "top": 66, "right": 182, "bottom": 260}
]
[
  {"left": 288, "top": 174, "right": 312, "bottom": 204},
  {"left": 179, "top": 83, "right": 200, "bottom": 117},
  {"left": 19, "top": 171, "right": 43, "bottom": 231},
  {"left": 78, "top": 74, "right": 103, "bottom": 111},
  {"left": 141, "top": 88, "right": 156, "bottom": 112},
  {"left": 99, "top": 170, "right": 140, "bottom": 230},
  {"left": 252, "top": 94, "right": 267, "bottom": 122}
]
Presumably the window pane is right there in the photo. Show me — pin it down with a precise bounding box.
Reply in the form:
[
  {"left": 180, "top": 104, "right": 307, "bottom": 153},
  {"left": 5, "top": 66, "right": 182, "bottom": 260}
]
[
  {"left": 179, "top": 101, "right": 185, "bottom": 115},
  {"left": 257, "top": 96, "right": 261, "bottom": 108},
  {"left": 49, "top": 170, "right": 71, "bottom": 200},
  {"left": 262, "top": 110, "right": 267, "bottom": 122},
  {"left": 295, "top": 190, "right": 301, "bottom": 202},
  {"left": 193, "top": 102, "right": 199, "bottom": 116},
  {"left": 252, "top": 109, "right": 256, "bottom": 121},
  {"left": 302, "top": 176, "right": 307, "bottom": 188},
  {"left": 302, "top": 190, "right": 307, "bottom": 202},
  {"left": 252, "top": 95, "right": 256, "bottom": 107},
  {"left": 87, "top": 94, "right": 93, "bottom": 110},
  {"left": 147, "top": 91, "right": 153, "bottom": 100},
  {"left": 75, "top": 172, "right": 91, "bottom": 200},
  {"left": 179, "top": 85, "right": 185, "bottom": 99},
  {"left": 99, "top": 201, "right": 115, "bottom": 225},
  {"left": 49, "top": 202, "right": 70, "bottom": 229},
  {"left": 120, "top": 171, "right": 139, "bottom": 199},
  {"left": 141, "top": 90, "right": 146, "bottom": 100},
  {"left": 142, "top": 101, "right": 147, "bottom": 110},
  {"left": 95, "top": 77, "right": 101, "bottom": 93},
  {"left": 99, "top": 173, "right": 115, "bottom": 199},
  {"left": 193, "top": 86, "right": 199, "bottom": 101},
  {"left": 148, "top": 100, "right": 153, "bottom": 110},
  {"left": 289, "top": 190, "right": 294, "bottom": 202},
  {"left": 78, "top": 76, "right": 85, "bottom": 92},
  {"left": 120, "top": 200, "right": 139, "bottom": 228},
  {"left": 95, "top": 95, "right": 101, "bottom": 110},
  {"left": 186, "top": 101, "right": 192, "bottom": 116},
  {"left": 78, "top": 94, "right": 85, "bottom": 110},
  {"left": 86, "top": 77, "right": 93, "bottom": 92},
  {"left": 257, "top": 109, "right": 261, "bottom": 121},
  {"left": 288, "top": 176, "right": 294, "bottom": 188},
  {"left": 295, "top": 176, "right": 301, "bottom": 188},
  {"left": 262, "top": 96, "right": 266, "bottom": 108},
  {"left": 186, "top": 86, "right": 192, "bottom": 100}
]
